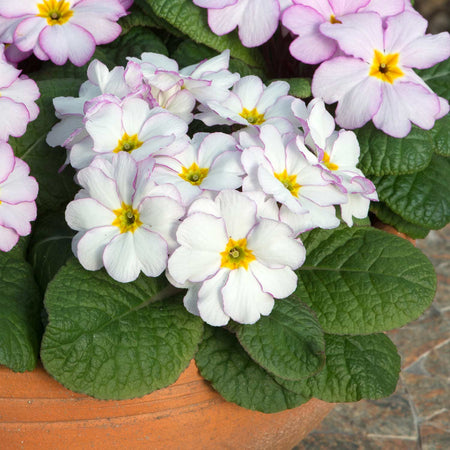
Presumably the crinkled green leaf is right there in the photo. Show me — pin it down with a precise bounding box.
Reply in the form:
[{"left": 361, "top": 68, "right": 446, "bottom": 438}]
[
  {"left": 429, "top": 114, "right": 450, "bottom": 157},
  {"left": 296, "top": 227, "right": 436, "bottom": 334},
  {"left": 231, "top": 296, "right": 325, "bottom": 381},
  {"left": 9, "top": 79, "right": 79, "bottom": 214},
  {"left": 279, "top": 78, "right": 311, "bottom": 99},
  {"left": 417, "top": 58, "right": 450, "bottom": 100},
  {"left": 275, "top": 334, "right": 400, "bottom": 402},
  {"left": 118, "top": 1, "right": 163, "bottom": 34},
  {"left": 370, "top": 202, "right": 430, "bottom": 239},
  {"left": 371, "top": 154, "right": 450, "bottom": 229},
  {"left": 355, "top": 122, "right": 434, "bottom": 176},
  {"left": 28, "top": 211, "right": 75, "bottom": 293},
  {"left": 111, "top": 26, "right": 168, "bottom": 64},
  {"left": 0, "top": 246, "right": 42, "bottom": 372},
  {"left": 195, "top": 326, "right": 310, "bottom": 413},
  {"left": 143, "top": 0, "right": 264, "bottom": 68},
  {"left": 41, "top": 259, "right": 203, "bottom": 400}
]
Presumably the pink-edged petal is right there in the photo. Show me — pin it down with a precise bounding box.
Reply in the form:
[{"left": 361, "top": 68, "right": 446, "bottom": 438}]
[
  {"left": 70, "top": 137, "right": 97, "bottom": 170},
  {"left": 223, "top": 268, "right": 274, "bottom": 324},
  {"left": 308, "top": 100, "right": 335, "bottom": 149},
  {"left": 330, "top": 130, "right": 360, "bottom": 168},
  {"left": 247, "top": 219, "right": 305, "bottom": 268},
  {"left": 103, "top": 232, "right": 141, "bottom": 283},
  {"left": 289, "top": 32, "right": 337, "bottom": 65},
  {"left": 0, "top": 224, "right": 18, "bottom": 252},
  {"left": 194, "top": 0, "right": 237, "bottom": 7},
  {"left": 65, "top": 198, "right": 116, "bottom": 231},
  {"left": 282, "top": 4, "right": 325, "bottom": 35},
  {"left": 176, "top": 212, "right": 227, "bottom": 251},
  {"left": 341, "top": 194, "right": 371, "bottom": 226},
  {"left": 361, "top": 0, "right": 404, "bottom": 17},
  {"left": 300, "top": 184, "right": 347, "bottom": 206},
  {"left": 237, "top": 0, "right": 280, "bottom": 47},
  {"left": 39, "top": 22, "right": 95, "bottom": 66},
  {"left": 250, "top": 261, "right": 297, "bottom": 299},
  {"left": 168, "top": 246, "right": 221, "bottom": 284},
  {"left": 400, "top": 33, "right": 450, "bottom": 69},
  {"left": 207, "top": 1, "right": 244, "bottom": 36},
  {"left": 0, "top": 0, "right": 38, "bottom": 16},
  {"left": 0, "top": 97, "right": 29, "bottom": 140},
  {"left": 233, "top": 75, "right": 264, "bottom": 110},
  {"left": 312, "top": 56, "right": 370, "bottom": 104},
  {"left": 76, "top": 226, "right": 118, "bottom": 270},
  {"left": 198, "top": 132, "right": 238, "bottom": 167},
  {"left": 383, "top": 10, "right": 428, "bottom": 54},
  {"left": 331, "top": 0, "right": 369, "bottom": 15},
  {"left": 110, "top": 152, "right": 136, "bottom": 205},
  {"left": 334, "top": 76, "right": 382, "bottom": 130},
  {"left": 86, "top": 103, "right": 123, "bottom": 151},
  {"left": 133, "top": 227, "right": 168, "bottom": 277},
  {"left": 0, "top": 201, "right": 36, "bottom": 235},
  {"left": 197, "top": 269, "right": 230, "bottom": 326},
  {"left": 216, "top": 189, "right": 257, "bottom": 238},
  {"left": 320, "top": 12, "right": 383, "bottom": 62},
  {"left": 257, "top": 81, "right": 290, "bottom": 112},
  {"left": 139, "top": 112, "right": 188, "bottom": 142},
  {"left": 76, "top": 167, "right": 121, "bottom": 209},
  {"left": 0, "top": 169, "right": 38, "bottom": 204},
  {"left": 13, "top": 17, "right": 45, "bottom": 53},
  {"left": 1, "top": 76, "right": 40, "bottom": 121},
  {"left": 0, "top": 141, "right": 14, "bottom": 183},
  {"left": 183, "top": 284, "right": 201, "bottom": 317},
  {"left": 373, "top": 82, "right": 441, "bottom": 138},
  {"left": 121, "top": 98, "right": 150, "bottom": 136}
]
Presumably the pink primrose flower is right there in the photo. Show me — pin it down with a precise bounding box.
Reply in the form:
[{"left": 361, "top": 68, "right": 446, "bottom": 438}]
[
  {"left": 0, "top": 0, "right": 127, "bottom": 66},
  {"left": 312, "top": 11, "right": 450, "bottom": 137}
]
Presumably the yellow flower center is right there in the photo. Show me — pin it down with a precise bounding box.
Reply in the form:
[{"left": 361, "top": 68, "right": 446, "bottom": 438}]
[
  {"left": 178, "top": 162, "right": 209, "bottom": 186},
  {"left": 113, "top": 133, "right": 143, "bottom": 154},
  {"left": 37, "top": 0, "right": 74, "bottom": 26},
  {"left": 220, "top": 238, "right": 255, "bottom": 270},
  {"left": 274, "top": 169, "right": 301, "bottom": 197},
  {"left": 323, "top": 152, "right": 339, "bottom": 171},
  {"left": 369, "top": 50, "right": 404, "bottom": 84},
  {"left": 112, "top": 202, "right": 142, "bottom": 234},
  {"left": 329, "top": 15, "right": 342, "bottom": 24},
  {"left": 240, "top": 107, "right": 265, "bottom": 125}
]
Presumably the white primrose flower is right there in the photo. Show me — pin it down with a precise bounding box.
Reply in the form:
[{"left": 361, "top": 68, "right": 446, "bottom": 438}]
[
  {"left": 46, "top": 59, "right": 131, "bottom": 150},
  {"left": 66, "top": 152, "right": 185, "bottom": 283},
  {"left": 196, "top": 75, "right": 300, "bottom": 135},
  {"left": 152, "top": 132, "right": 244, "bottom": 206},
  {"left": 293, "top": 98, "right": 378, "bottom": 226},
  {"left": 241, "top": 124, "right": 346, "bottom": 234},
  {"left": 126, "top": 50, "right": 238, "bottom": 123},
  {"left": 168, "top": 190, "right": 306, "bottom": 326},
  {"left": 70, "top": 96, "right": 189, "bottom": 170}
]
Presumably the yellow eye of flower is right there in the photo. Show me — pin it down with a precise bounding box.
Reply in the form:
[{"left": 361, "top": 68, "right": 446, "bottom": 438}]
[
  {"left": 329, "top": 15, "right": 342, "bottom": 24},
  {"left": 240, "top": 107, "right": 265, "bottom": 125},
  {"left": 274, "top": 169, "right": 301, "bottom": 197},
  {"left": 37, "top": 0, "right": 74, "bottom": 26},
  {"left": 113, "top": 133, "right": 143, "bottom": 154},
  {"left": 178, "top": 162, "right": 209, "bottom": 186},
  {"left": 323, "top": 152, "right": 339, "bottom": 171},
  {"left": 112, "top": 202, "right": 142, "bottom": 234},
  {"left": 220, "top": 238, "right": 255, "bottom": 270},
  {"left": 369, "top": 50, "right": 404, "bottom": 84}
]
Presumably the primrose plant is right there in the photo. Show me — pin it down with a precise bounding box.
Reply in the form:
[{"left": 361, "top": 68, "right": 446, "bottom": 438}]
[{"left": 0, "top": 0, "right": 448, "bottom": 414}]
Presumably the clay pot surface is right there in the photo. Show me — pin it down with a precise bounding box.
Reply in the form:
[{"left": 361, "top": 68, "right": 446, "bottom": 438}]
[{"left": 0, "top": 360, "right": 334, "bottom": 449}]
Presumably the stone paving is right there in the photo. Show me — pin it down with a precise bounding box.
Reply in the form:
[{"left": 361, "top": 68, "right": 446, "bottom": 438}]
[{"left": 294, "top": 225, "right": 450, "bottom": 449}]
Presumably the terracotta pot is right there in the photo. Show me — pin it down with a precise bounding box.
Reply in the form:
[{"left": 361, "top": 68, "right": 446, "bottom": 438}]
[{"left": 0, "top": 360, "right": 334, "bottom": 449}]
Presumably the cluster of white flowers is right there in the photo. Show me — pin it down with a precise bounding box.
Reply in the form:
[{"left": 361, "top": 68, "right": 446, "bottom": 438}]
[{"left": 49, "top": 50, "right": 377, "bottom": 326}]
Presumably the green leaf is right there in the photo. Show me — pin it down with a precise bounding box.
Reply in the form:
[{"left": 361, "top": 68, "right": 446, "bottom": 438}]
[
  {"left": 370, "top": 202, "right": 430, "bottom": 239},
  {"left": 296, "top": 227, "right": 436, "bottom": 334},
  {"left": 417, "top": 58, "right": 450, "bottom": 100},
  {"left": 118, "top": 2, "right": 163, "bottom": 34},
  {"left": 195, "top": 326, "right": 310, "bottom": 413},
  {"left": 9, "top": 79, "right": 79, "bottom": 214},
  {"left": 41, "top": 259, "right": 203, "bottom": 399},
  {"left": 275, "top": 334, "right": 400, "bottom": 402},
  {"left": 371, "top": 154, "right": 450, "bottom": 229},
  {"left": 28, "top": 211, "right": 75, "bottom": 293},
  {"left": 355, "top": 122, "right": 434, "bottom": 176},
  {"left": 111, "top": 26, "right": 169, "bottom": 65},
  {"left": 279, "top": 78, "right": 312, "bottom": 99},
  {"left": 0, "top": 246, "right": 43, "bottom": 372},
  {"left": 429, "top": 114, "right": 450, "bottom": 157},
  {"left": 231, "top": 297, "right": 325, "bottom": 381},
  {"left": 143, "top": 0, "right": 264, "bottom": 68}
]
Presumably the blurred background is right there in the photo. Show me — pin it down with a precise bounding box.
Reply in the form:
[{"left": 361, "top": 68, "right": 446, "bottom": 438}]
[{"left": 294, "top": 1, "right": 449, "bottom": 448}]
